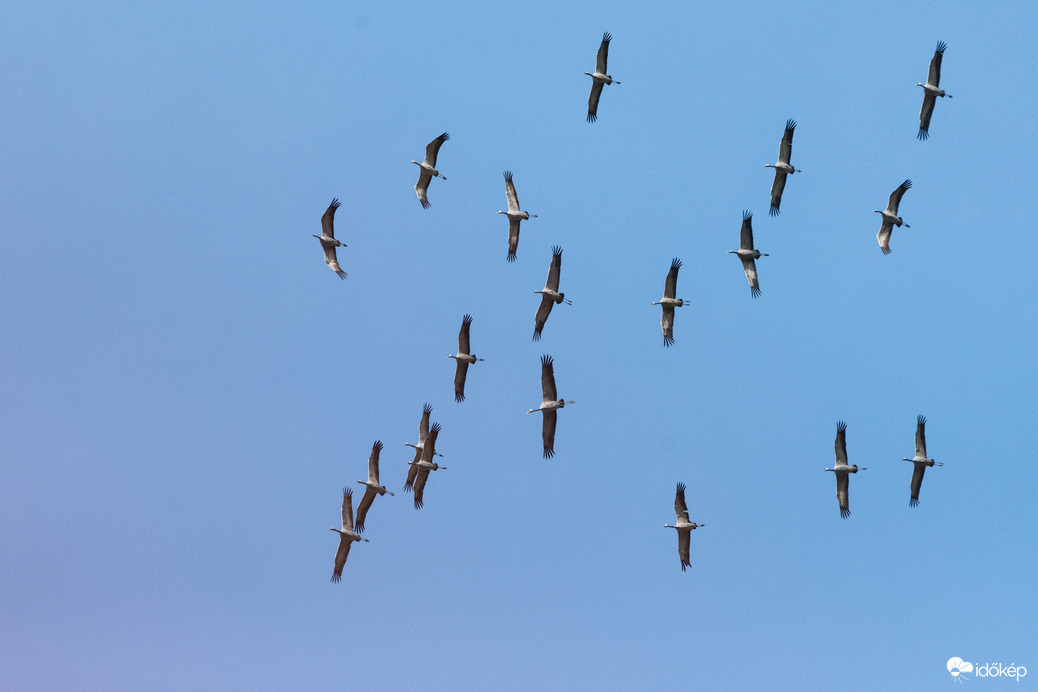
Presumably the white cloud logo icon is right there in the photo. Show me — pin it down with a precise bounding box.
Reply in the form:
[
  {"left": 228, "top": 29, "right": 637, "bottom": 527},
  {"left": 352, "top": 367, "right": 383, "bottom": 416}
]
[{"left": 948, "top": 657, "right": 974, "bottom": 678}]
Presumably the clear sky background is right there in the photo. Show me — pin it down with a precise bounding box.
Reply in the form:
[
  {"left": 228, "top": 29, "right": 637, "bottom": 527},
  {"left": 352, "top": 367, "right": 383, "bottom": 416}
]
[{"left": 2, "top": 1, "right": 1036, "bottom": 690}]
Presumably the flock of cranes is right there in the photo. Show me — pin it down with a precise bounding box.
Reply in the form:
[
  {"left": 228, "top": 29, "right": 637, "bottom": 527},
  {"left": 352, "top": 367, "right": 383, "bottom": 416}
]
[
  {"left": 821, "top": 417, "right": 941, "bottom": 519},
  {"left": 320, "top": 33, "right": 954, "bottom": 577},
  {"left": 664, "top": 415, "right": 943, "bottom": 571}
]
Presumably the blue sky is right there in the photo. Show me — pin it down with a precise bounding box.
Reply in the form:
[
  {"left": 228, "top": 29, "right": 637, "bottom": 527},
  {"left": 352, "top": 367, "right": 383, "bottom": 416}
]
[{"left": 2, "top": 1, "right": 1036, "bottom": 689}]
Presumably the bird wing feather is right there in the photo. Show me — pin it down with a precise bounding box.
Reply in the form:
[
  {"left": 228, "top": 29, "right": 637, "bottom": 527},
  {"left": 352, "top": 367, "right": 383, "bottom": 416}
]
[
  {"left": 915, "top": 416, "right": 927, "bottom": 458},
  {"left": 661, "top": 305, "right": 676, "bottom": 347},
  {"left": 835, "top": 422, "right": 848, "bottom": 466},
  {"left": 770, "top": 170, "right": 787, "bottom": 216},
  {"left": 423, "top": 424, "right": 441, "bottom": 462},
  {"left": 412, "top": 468, "right": 430, "bottom": 509},
  {"left": 404, "top": 448, "right": 421, "bottom": 491},
  {"left": 504, "top": 171, "right": 520, "bottom": 212},
  {"left": 533, "top": 295, "right": 554, "bottom": 340},
  {"left": 741, "top": 257, "right": 759, "bottom": 297},
  {"left": 596, "top": 32, "right": 612, "bottom": 74},
  {"left": 319, "top": 199, "right": 340, "bottom": 239},
  {"left": 424, "top": 132, "right": 449, "bottom": 167},
  {"left": 918, "top": 93, "right": 936, "bottom": 139},
  {"left": 587, "top": 81, "right": 604, "bottom": 123},
  {"left": 321, "top": 198, "right": 340, "bottom": 239},
  {"left": 323, "top": 248, "right": 346, "bottom": 278},
  {"left": 541, "top": 354, "right": 557, "bottom": 402},
  {"left": 507, "top": 217, "right": 521, "bottom": 262},
  {"left": 674, "top": 482, "right": 690, "bottom": 522},
  {"left": 740, "top": 212, "right": 755, "bottom": 251},
  {"left": 547, "top": 246, "right": 562, "bottom": 290},
  {"left": 888, "top": 179, "right": 912, "bottom": 214},
  {"left": 929, "top": 42, "right": 945, "bottom": 87},
  {"left": 778, "top": 120, "right": 795, "bottom": 165},
  {"left": 877, "top": 222, "right": 893, "bottom": 255},
  {"left": 341, "top": 487, "right": 355, "bottom": 532},
  {"left": 332, "top": 534, "right": 351, "bottom": 582},
  {"left": 459, "top": 314, "right": 473, "bottom": 354},
  {"left": 367, "top": 441, "right": 382, "bottom": 483},
  {"left": 542, "top": 409, "right": 557, "bottom": 458},
  {"left": 415, "top": 170, "right": 433, "bottom": 209},
  {"left": 910, "top": 464, "right": 926, "bottom": 507},
  {"left": 678, "top": 530, "right": 692, "bottom": 571},
  {"left": 354, "top": 486, "right": 376, "bottom": 534},
  {"left": 836, "top": 473, "right": 850, "bottom": 518},
  {"left": 454, "top": 360, "right": 469, "bottom": 402},
  {"left": 419, "top": 403, "right": 432, "bottom": 440},
  {"left": 664, "top": 258, "right": 681, "bottom": 298}
]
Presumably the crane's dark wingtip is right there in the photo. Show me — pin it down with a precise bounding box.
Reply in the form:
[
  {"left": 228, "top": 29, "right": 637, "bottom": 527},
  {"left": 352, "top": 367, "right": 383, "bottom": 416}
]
[
  {"left": 840, "top": 508, "right": 851, "bottom": 519},
  {"left": 540, "top": 354, "right": 553, "bottom": 367},
  {"left": 676, "top": 481, "right": 686, "bottom": 493},
  {"left": 423, "top": 402, "right": 433, "bottom": 414},
  {"left": 440, "top": 132, "right": 450, "bottom": 141},
  {"left": 917, "top": 414, "right": 927, "bottom": 425},
  {"left": 503, "top": 170, "right": 513, "bottom": 180},
  {"left": 742, "top": 209, "right": 753, "bottom": 221},
  {"left": 414, "top": 499, "right": 424, "bottom": 509},
  {"left": 935, "top": 40, "right": 947, "bottom": 54},
  {"left": 917, "top": 129, "right": 929, "bottom": 141},
  {"left": 329, "top": 198, "right": 341, "bottom": 209},
  {"left": 680, "top": 563, "right": 688, "bottom": 572},
  {"left": 586, "top": 113, "right": 597, "bottom": 123},
  {"left": 507, "top": 253, "right": 517, "bottom": 262},
  {"left": 532, "top": 330, "right": 542, "bottom": 341},
  {"left": 543, "top": 447, "right": 555, "bottom": 459},
  {"left": 909, "top": 498, "right": 920, "bottom": 507},
  {"left": 420, "top": 200, "right": 431, "bottom": 209},
  {"left": 462, "top": 313, "right": 473, "bottom": 324},
  {"left": 602, "top": 31, "right": 612, "bottom": 43},
  {"left": 331, "top": 573, "right": 342, "bottom": 583},
  {"left": 881, "top": 247, "right": 892, "bottom": 255},
  {"left": 785, "top": 118, "right": 797, "bottom": 131},
  {"left": 769, "top": 205, "right": 780, "bottom": 216},
  {"left": 903, "top": 179, "right": 913, "bottom": 189},
  {"left": 551, "top": 244, "right": 563, "bottom": 255},
  {"left": 670, "top": 257, "right": 682, "bottom": 270},
  {"left": 355, "top": 523, "right": 365, "bottom": 534},
  {"left": 663, "top": 336, "right": 675, "bottom": 347},
  {"left": 837, "top": 420, "right": 847, "bottom": 432},
  {"left": 751, "top": 287, "right": 761, "bottom": 299},
  {"left": 454, "top": 392, "right": 465, "bottom": 403}
]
